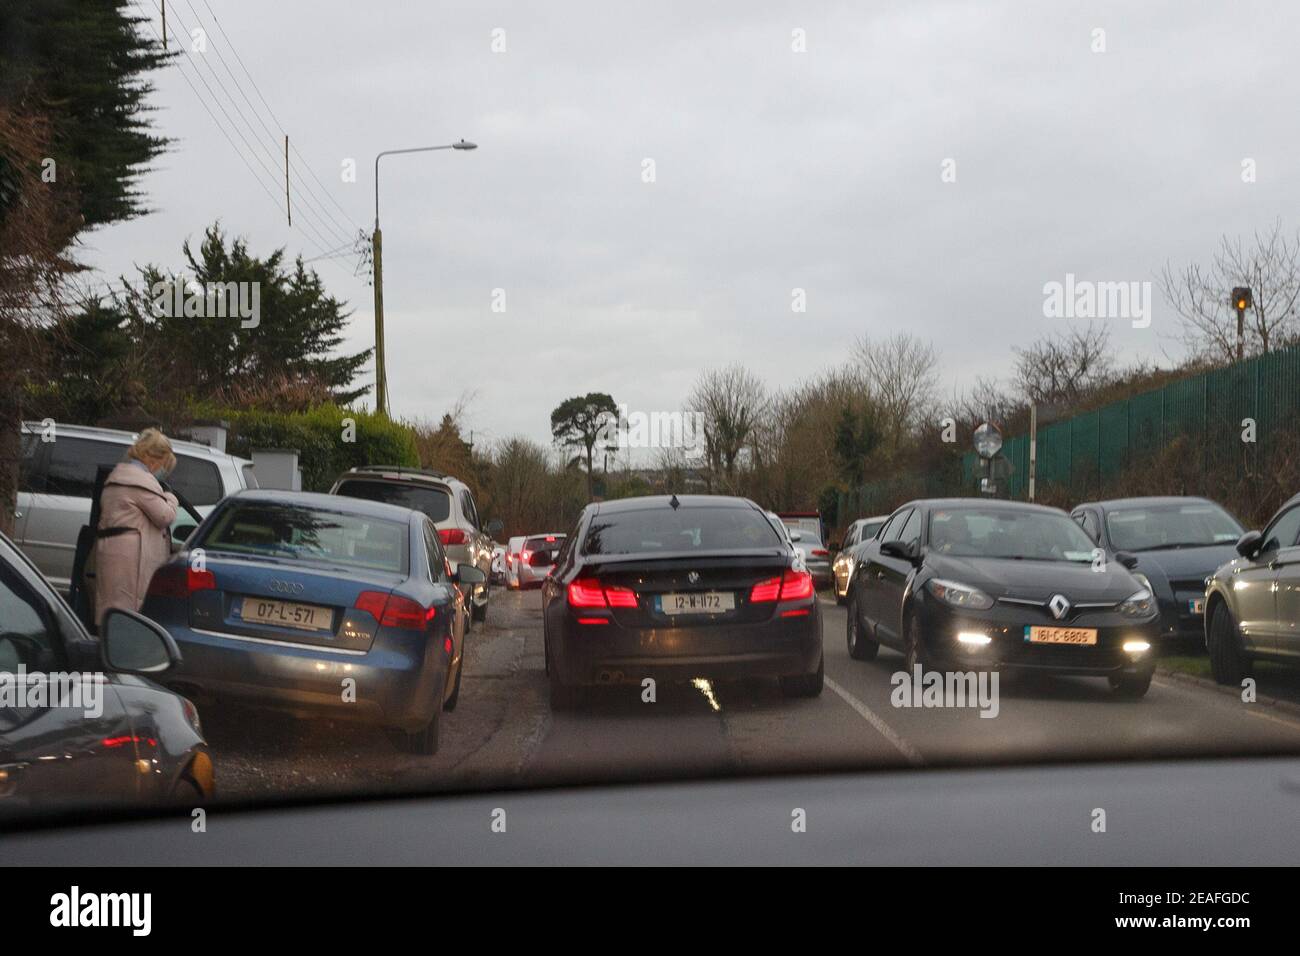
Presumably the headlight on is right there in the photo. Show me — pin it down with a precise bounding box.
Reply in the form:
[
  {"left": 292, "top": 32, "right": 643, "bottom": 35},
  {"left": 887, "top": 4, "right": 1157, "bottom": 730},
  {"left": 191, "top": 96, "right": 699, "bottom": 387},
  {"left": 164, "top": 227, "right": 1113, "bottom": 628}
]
[
  {"left": 1118, "top": 587, "right": 1155, "bottom": 618},
  {"left": 1131, "top": 571, "right": 1153, "bottom": 593},
  {"left": 927, "top": 578, "right": 995, "bottom": 611}
]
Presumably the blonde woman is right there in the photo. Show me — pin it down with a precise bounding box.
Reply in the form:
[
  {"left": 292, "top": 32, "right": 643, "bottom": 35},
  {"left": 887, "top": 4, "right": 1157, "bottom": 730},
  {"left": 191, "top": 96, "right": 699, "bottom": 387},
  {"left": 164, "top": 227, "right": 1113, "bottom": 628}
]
[{"left": 94, "top": 429, "right": 179, "bottom": 628}]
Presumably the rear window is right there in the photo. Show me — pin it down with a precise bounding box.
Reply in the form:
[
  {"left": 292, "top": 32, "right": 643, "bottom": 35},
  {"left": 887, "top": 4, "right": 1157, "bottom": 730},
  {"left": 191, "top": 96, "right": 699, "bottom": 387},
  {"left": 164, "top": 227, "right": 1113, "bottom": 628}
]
[
  {"left": 334, "top": 478, "right": 451, "bottom": 523},
  {"left": 524, "top": 535, "right": 564, "bottom": 551},
  {"left": 199, "top": 502, "right": 409, "bottom": 573},
  {"left": 583, "top": 506, "right": 781, "bottom": 555}
]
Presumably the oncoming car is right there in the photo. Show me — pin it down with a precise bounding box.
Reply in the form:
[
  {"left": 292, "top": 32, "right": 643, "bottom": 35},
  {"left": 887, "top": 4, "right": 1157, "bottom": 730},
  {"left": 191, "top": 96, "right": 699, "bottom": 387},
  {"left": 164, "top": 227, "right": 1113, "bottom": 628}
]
[
  {"left": 542, "top": 495, "right": 823, "bottom": 708},
  {"left": 142, "top": 490, "right": 483, "bottom": 754},
  {"left": 845, "top": 499, "right": 1160, "bottom": 698}
]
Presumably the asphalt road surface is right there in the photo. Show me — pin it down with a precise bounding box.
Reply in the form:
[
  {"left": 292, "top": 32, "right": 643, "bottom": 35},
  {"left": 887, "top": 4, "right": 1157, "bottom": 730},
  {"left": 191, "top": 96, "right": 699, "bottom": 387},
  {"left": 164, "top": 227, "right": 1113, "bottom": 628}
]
[{"left": 204, "top": 586, "right": 1300, "bottom": 804}]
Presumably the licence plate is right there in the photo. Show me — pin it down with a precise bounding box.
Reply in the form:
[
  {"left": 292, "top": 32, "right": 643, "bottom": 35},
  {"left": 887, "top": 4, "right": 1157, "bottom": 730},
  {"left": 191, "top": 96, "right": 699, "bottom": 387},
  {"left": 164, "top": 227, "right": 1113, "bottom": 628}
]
[
  {"left": 1188, "top": 598, "right": 1205, "bottom": 615},
  {"left": 1024, "top": 625, "right": 1097, "bottom": 646},
  {"left": 239, "top": 597, "right": 333, "bottom": 632},
  {"left": 659, "top": 591, "right": 735, "bottom": 615}
]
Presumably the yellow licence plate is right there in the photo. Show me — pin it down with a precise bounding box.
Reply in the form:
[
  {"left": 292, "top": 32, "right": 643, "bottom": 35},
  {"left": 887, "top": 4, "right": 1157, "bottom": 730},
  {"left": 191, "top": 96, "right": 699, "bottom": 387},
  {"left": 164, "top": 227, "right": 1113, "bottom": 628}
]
[
  {"left": 240, "top": 597, "right": 333, "bottom": 632},
  {"left": 1024, "top": 625, "right": 1097, "bottom": 646}
]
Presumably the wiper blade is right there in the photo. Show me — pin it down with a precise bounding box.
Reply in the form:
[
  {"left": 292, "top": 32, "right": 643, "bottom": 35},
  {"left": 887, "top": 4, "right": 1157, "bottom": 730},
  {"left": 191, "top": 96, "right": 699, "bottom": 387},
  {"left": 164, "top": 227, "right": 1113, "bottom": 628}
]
[{"left": 1131, "top": 542, "right": 1209, "bottom": 552}]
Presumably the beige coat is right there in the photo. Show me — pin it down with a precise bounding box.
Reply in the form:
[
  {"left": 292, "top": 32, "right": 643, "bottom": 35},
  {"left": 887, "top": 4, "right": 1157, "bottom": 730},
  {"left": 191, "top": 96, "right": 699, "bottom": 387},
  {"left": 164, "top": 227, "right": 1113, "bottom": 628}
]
[{"left": 94, "top": 462, "right": 178, "bottom": 627}]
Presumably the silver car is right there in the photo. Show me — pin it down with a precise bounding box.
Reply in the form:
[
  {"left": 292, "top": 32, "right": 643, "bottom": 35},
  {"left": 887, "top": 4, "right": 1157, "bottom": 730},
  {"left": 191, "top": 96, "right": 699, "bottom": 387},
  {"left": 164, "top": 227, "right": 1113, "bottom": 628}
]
[
  {"left": 505, "top": 535, "right": 526, "bottom": 589},
  {"left": 515, "top": 533, "right": 566, "bottom": 588},
  {"left": 329, "top": 466, "right": 501, "bottom": 622},
  {"left": 832, "top": 515, "right": 889, "bottom": 604},
  {"left": 15, "top": 422, "right": 256, "bottom": 591}
]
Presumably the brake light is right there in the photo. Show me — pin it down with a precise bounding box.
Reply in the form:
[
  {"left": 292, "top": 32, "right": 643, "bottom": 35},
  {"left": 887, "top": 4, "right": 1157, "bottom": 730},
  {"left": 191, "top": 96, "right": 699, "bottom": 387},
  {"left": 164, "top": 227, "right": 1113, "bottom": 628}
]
[
  {"left": 567, "top": 579, "right": 608, "bottom": 608},
  {"left": 355, "top": 591, "right": 435, "bottom": 630},
  {"left": 811, "top": 549, "right": 829, "bottom": 557},
  {"left": 605, "top": 586, "right": 638, "bottom": 608},
  {"left": 521, "top": 550, "right": 533, "bottom": 564},
  {"left": 749, "top": 569, "right": 814, "bottom": 603},
  {"left": 439, "top": 528, "right": 467, "bottom": 546},
  {"left": 147, "top": 565, "right": 214, "bottom": 598}
]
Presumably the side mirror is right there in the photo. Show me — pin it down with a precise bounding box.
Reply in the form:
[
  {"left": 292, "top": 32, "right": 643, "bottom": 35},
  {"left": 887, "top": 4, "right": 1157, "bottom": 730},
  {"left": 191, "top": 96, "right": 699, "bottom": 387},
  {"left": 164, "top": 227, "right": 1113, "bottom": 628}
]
[
  {"left": 454, "top": 565, "right": 487, "bottom": 586},
  {"left": 485, "top": 518, "right": 504, "bottom": 537},
  {"left": 880, "top": 539, "right": 920, "bottom": 564},
  {"left": 789, "top": 530, "right": 803, "bottom": 542},
  {"left": 100, "top": 609, "right": 181, "bottom": 675},
  {"left": 1236, "top": 530, "right": 1263, "bottom": 559},
  {"left": 1114, "top": 550, "right": 1139, "bottom": 570}
]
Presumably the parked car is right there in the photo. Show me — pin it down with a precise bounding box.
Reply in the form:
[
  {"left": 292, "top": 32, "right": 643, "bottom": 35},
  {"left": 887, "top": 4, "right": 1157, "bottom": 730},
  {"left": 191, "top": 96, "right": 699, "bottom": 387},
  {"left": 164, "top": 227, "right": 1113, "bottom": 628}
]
[
  {"left": 0, "top": 530, "right": 212, "bottom": 811},
  {"left": 516, "top": 533, "right": 566, "bottom": 588},
  {"left": 15, "top": 422, "right": 256, "bottom": 592},
  {"left": 1204, "top": 492, "right": 1300, "bottom": 685},
  {"left": 505, "top": 535, "right": 526, "bottom": 589},
  {"left": 543, "top": 495, "right": 823, "bottom": 708},
  {"left": 832, "top": 515, "right": 889, "bottom": 604},
  {"left": 1070, "top": 496, "right": 1243, "bottom": 643},
  {"left": 142, "top": 490, "right": 483, "bottom": 755},
  {"left": 328, "top": 466, "right": 500, "bottom": 623},
  {"left": 845, "top": 498, "right": 1159, "bottom": 697}
]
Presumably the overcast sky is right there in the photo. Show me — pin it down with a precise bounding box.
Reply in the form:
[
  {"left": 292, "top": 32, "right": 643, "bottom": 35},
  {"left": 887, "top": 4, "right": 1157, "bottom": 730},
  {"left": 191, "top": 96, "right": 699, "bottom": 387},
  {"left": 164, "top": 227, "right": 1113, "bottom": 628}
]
[{"left": 82, "top": 0, "right": 1300, "bottom": 453}]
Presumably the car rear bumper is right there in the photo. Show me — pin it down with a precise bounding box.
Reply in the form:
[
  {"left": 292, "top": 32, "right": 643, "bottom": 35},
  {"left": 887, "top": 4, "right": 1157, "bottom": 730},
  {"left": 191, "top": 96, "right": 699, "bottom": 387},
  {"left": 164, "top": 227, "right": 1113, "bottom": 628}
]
[
  {"left": 161, "top": 625, "right": 448, "bottom": 731},
  {"left": 551, "top": 608, "right": 822, "bottom": 685}
]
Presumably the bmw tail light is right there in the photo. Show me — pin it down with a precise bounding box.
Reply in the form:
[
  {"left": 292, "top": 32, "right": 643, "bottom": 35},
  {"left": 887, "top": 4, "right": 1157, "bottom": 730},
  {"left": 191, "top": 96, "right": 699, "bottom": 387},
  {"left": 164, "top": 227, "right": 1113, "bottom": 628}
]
[
  {"left": 749, "top": 575, "right": 782, "bottom": 603},
  {"left": 749, "top": 570, "right": 813, "bottom": 603},
  {"left": 605, "top": 586, "right": 638, "bottom": 608},
  {"left": 567, "top": 579, "right": 607, "bottom": 608}
]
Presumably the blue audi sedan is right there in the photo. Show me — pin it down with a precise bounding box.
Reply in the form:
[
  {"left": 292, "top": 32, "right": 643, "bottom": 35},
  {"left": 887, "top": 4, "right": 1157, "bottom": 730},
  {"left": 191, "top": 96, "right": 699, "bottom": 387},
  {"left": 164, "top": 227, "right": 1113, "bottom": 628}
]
[{"left": 141, "top": 490, "right": 482, "bottom": 754}]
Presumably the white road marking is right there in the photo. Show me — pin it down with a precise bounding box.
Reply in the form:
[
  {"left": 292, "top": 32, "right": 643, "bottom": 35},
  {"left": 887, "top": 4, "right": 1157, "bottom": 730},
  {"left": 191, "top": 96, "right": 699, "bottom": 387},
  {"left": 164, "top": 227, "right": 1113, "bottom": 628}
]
[
  {"left": 825, "top": 676, "right": 925, "bottom": 766},
  {"left": 1153, "top": 677, "right": 1300, "bottom": 732}
]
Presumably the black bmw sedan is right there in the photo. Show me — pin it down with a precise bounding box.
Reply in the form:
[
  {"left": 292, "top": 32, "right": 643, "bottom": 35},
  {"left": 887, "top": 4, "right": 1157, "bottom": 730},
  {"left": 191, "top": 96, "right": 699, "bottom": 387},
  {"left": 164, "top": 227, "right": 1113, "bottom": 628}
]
[
  {"left": 541, "top": 495, "right": 823, "bottom": 708},
  {"left": 846, "top": 499, "right": 1160, "bottom": 698}
]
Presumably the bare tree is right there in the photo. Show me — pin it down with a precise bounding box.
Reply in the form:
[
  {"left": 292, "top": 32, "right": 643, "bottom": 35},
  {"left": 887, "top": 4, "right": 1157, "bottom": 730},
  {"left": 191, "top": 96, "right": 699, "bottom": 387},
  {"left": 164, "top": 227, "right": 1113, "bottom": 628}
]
[
  {"left": 1158, "top": 220, "right": 1300, "bottom": 363},
  {"left": 851, "top": 333, "right": 939, "bottom": 453},
  {"left": 1012, "top": 322, "right": 1115, "bottom": 407},
  {"left": 688, "top": 364, "right": 768, "bottom": 492}
]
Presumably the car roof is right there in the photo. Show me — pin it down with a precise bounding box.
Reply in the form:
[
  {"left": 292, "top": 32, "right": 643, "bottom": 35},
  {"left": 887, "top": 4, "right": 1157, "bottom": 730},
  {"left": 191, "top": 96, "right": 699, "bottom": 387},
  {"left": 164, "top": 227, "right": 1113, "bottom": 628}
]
[
  {"left": 1078, "top": 496, "right": 1220, "bottom": 511},
  {"left": 229, "top": 489, "right": 418, "bottom": 523},
  {"left": 592, "top": 494, "right": 760, "bottom": 515},
  {"left": 903, "top": 497, "right": 1067, "bottom": 515},
  {"left": 335, "top": 465, "right": 465, "bottom": 490},
  {"left": 22, "top": 420, "right": 251, "bottom": 464}
]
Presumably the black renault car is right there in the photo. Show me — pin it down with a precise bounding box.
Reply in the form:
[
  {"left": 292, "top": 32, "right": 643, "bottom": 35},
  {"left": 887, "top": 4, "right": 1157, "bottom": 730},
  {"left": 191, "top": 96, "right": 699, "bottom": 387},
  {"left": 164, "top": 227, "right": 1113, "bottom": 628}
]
[
  {"left": 845, "top": 499, "right": 1160, "bottom": 697},
  {"left": 1070, "top": 496, "right": 1243, "bottom": 644},
  {"left": 541, "top": 495, "right": 823, "bottom": 708},
  {"left": 0, "top": 531, "right": 212, "bottom": 813}
]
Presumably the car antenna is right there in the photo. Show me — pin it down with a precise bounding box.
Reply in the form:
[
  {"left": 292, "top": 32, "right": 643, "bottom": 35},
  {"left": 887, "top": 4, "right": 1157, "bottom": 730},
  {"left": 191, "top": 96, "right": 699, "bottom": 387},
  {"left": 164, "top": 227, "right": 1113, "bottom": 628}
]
[{"left": 669, "top": 494, "right": 680, "bottom": 510}]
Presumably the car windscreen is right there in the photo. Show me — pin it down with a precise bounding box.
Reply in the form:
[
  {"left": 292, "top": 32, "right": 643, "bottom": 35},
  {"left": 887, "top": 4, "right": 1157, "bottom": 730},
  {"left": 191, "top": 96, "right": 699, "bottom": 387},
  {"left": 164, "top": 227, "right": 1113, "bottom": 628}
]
[
  {"left": 334, "top": 479, "right": 451, "bottom": 523},
  {"left": 929, "top": 508, "right": 1098, "bottom": 562},
  {"left": 524, "top": 535, "right": 564, "bottom": 551},
  {"left": 1106, "top": 503, "right": 1244, "bottom": 551},
  {"left": 583, "top": 506, "right": 782, "bottom": 555},
  {"left": 198, "top": 502, "right": 409, "bottom": 573}
]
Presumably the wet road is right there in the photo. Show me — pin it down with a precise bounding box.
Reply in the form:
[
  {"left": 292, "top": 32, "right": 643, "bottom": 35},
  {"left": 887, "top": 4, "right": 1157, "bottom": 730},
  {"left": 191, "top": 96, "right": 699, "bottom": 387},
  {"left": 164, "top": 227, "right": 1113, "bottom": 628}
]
[{"left": 205, "top": 587, "right": 1300, "bottom": 803}]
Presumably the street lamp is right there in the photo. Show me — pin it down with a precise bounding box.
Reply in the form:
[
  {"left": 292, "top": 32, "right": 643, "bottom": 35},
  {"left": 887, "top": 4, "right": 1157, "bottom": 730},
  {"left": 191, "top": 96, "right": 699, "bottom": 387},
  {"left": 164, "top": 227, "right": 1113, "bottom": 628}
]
[{"left": 371, "top": 139, "right": 477, "bottom": 416}]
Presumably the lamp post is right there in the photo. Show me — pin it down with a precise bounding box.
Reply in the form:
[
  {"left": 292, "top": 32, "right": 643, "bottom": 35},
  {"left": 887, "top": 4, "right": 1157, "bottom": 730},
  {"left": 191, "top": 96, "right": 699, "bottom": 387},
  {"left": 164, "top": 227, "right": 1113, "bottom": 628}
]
[{"left": 371, "top": 139, "right": 477, "bottom": 416}]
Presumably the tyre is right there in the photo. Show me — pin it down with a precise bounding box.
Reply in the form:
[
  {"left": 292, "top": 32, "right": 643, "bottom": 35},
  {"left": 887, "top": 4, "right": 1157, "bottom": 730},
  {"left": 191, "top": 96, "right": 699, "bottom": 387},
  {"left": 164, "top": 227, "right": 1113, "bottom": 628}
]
[
  {"left": 846, "top": 593, "right": 879, "bottom": 661},
  {"left": 903, "top": 613, "right": 928, "bottom": 675},
  {"left": 1207, "top": 601, "right": 1252, "bottom": 686},
  {"left": 444, "top": 655, "right": 464, "bottom": 712},
  {"left": 780, "top": 652, "right": 825, "bottom": 698},
  {"left": 389, "top": 710, "right": 441, "bottom": 755},
  {"left": 1108, "top": 670, "right": 1153, "bottom": 699},
  {"left": 168, "top": 776, "right": 205, "bottom": 805}
]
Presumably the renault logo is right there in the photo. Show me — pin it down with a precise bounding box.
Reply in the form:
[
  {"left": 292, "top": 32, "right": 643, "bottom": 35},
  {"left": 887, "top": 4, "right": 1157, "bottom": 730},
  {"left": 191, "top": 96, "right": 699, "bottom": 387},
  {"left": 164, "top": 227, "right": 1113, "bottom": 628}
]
[
  {"left": 1048, "top": 594, "right": 1071, "bottom": 620},
  {"left": 688, "top": 571, "right": 700, "bottom": 584}
]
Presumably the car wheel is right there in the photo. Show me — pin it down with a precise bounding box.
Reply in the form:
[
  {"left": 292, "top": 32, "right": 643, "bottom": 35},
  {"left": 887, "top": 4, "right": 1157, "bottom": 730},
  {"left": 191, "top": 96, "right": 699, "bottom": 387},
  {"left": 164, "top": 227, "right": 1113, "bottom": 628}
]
[
  {"left": 389, "top": 710, "right": 441, "bottom": 755},
  {"left": 1208, "top": 601, "right": 1252, "bottom": 686},
  {"left": 444, "top": 655, "right": 464, "bottom": 712},
  {"left": 903, "top": 614, "right": 928, "bottom": 675},
  {"left": 1108, "top": 671, "right": 1153, "bottom": 699},
  {"left": 780, "top": 652, "right": 825, "bottom": 698},
  {"left": 168, "top": 776, "right": 205, "bottom": 805},
  {"left": 846, "top": 593, "right": 879, "bottom": 661}
]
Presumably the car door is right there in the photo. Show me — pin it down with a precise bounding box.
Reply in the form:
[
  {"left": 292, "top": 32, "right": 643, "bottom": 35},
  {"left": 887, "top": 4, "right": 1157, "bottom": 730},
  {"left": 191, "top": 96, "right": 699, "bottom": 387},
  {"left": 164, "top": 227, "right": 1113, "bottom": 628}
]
[
  {"left": 1264, "top": 506, "right": 1300, "bottom": 658},
  {"left": 1235, "top": 505, "right": 1300, "bottom": 655},
  {"left": 876, "top": 508, "right": 922, "bottom": 643},
  {"left": 0, "top": 550, "right": 139, "bottom": 807},
  {"left": 858, "top": 508, "right": 911, "bottom": 644},
  {"left": 12, "top": 427, "right": 43, "bottom": 545},
  {"left": 423, "top": 520, "right": 464, "bottom": 669},
  {"left": 20, "top": 436, "right": 125, "bottom": 591}
]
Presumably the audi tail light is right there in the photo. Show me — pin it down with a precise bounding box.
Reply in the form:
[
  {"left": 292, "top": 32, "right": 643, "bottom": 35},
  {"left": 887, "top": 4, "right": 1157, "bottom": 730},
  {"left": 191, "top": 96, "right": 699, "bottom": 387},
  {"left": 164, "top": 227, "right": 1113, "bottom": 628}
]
[{"left": 355, "top": 591, "right": 435, "bottom": 630}]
